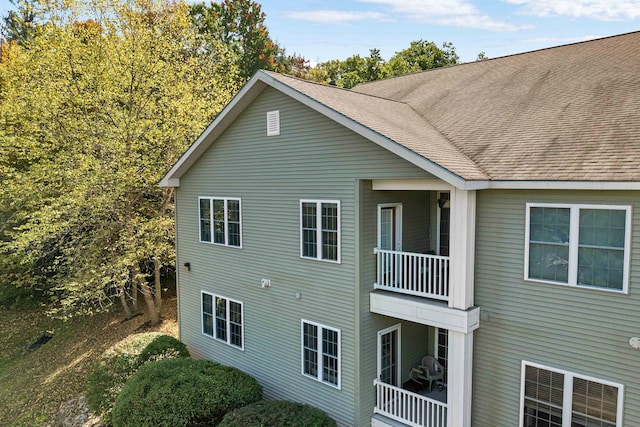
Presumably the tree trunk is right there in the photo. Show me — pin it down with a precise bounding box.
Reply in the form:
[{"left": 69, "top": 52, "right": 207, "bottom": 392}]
[
  {"left": 134, "top": 264, "right": 160, "bottom": 325},
  {"left": 130, "top": 270, "right": 138, "bottom": 313},
  {"left": 154, "top": 256, "right": 162, "bottom": 312},
  {"left": 141, "top": 281, "right": 161, "bottom": 325},
  {"left": 118, "top": 287, "right": 134, "bottom": 319}
]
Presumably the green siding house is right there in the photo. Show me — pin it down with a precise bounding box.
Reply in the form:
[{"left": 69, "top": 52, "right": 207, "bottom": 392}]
[{"left": 160, "top": 32, "right": 640, "bottom": 427}]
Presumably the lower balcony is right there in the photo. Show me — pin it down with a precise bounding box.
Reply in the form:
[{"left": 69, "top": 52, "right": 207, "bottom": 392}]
[{"left": 373, "top": 379, "right": 447, "bottom": 427}]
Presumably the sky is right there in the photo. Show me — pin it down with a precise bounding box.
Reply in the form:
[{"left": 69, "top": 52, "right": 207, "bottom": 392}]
[{"left": 1, "top": 0, "right": 639, "bottom": 63}]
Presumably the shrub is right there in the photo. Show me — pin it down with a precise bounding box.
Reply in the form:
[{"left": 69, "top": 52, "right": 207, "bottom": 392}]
[
  {"left": 137, "top": 334, "right": 190, "bottom": 364},
  {"left": 86, "top": 333, "right": 188, "bottom": 421},
  {"left": 219, "top": 400, "right": 337, "bottom": 427},
  {"left": 111, "top": 358, "right": 262, "bottom": 427}
]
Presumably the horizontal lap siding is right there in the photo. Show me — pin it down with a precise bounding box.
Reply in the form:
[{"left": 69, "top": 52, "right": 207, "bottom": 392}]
[
  {"left": 473, "top": 190, "right": 640, "bottom": 426},
  {"left": 176, "top": 88, "right": 433, "bottom": 426}
]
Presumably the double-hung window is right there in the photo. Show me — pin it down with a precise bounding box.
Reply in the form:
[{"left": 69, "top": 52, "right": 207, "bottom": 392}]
[
  {"left": 300, "top": 200, "right": 340, "bottom": 262},
  {"left": 199, "top": 197, "right": 241, "bottom": 247},
  {"left": 525, "top": 204, "right": 631, "bottom": 292},
  {"left": 202, "top": 291, "right": 243, "bottom": 350},
  {"left": 520, "top": 362, "right": 623, "bottom": 427},
  {"left": 301, "top": 320, "right": 340, "bottom": 388}
]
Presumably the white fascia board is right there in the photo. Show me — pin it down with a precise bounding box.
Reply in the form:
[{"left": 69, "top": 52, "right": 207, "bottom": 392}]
[
  {"left": 487, "top": 180, "right": 640, "bottom": 190},
  {"left": 372, "top": 179, "right": 455, "bottom": 191}
]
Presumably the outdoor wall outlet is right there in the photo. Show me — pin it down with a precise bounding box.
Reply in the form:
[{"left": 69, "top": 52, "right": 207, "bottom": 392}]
[{"left": 261, "top": 278, "right": 271, "bottom": 288}]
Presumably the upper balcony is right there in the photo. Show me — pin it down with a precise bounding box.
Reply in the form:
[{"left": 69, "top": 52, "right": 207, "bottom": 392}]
[{"left": 374, "top": 248, "right": 449, "bottom": 302}]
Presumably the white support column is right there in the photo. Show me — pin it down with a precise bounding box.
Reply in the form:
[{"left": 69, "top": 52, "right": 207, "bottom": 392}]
[
  {"left": 448, "top": 189, "right": 476, "bottom": 310},
  {"left": 447, "top": 189, "right": 476, "bottom": 427},
  {"left": 447, "top": 329, "right": 474, "bottom": 427}
]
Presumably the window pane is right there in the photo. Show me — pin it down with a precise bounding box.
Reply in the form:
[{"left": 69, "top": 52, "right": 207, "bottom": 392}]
[
  {"left": 228, "top": 222, "right": 241, "bottom": 247},
  {"left": 203, "top": 313, "right": 213, "bottom": 336},
  {"left": 302, "top": 203, "right": 317, "bottom": 258},
  {"left": 322, "top": 231, "right": 338, "bottom": 261},
  {"left": 579, "top": 209, "right": 626, "bottom": 248},
  {"left": 303, "top": 323, "right": 318, "bottom": 377},
  {"left": 322, "top": 328, "right": 339, "bottom": 385},
  {"left": 578, "top": 209, "right": 626, "bottom": 289},
  {"left": 213, "top": 200, "right": 226, "bottom": 244},
  {"left": 529, "top": 242, "right": 569, "bottom": 283},
  {"left": 572, "top": 378, "right": 618, "bottom": 426},
  {"left": 199, "top": 199, "right": 211, "bottom": 242},
  {"left": 215, "top": 297, "right": 227, "bottom": 341},
  {"left": 227, "top": 200, "right": 241, "bottom": 247},
  {"left": 523, "top": 366, "right": 564, "bottom": 427},
  {"left": 202, "top": 294, "right": 213, "bottom": 336},
  {"left": 229, "top": 301, "right": 242, "bottom": 347},
  {"left": 530, "top": 207, "right": 570, "bottom": 243},
  {"left": 321, "top": 203, "right": 338, "bottom": 261},
  {"left": 321, "top": 203, "right": 338, "bottom": 231}
]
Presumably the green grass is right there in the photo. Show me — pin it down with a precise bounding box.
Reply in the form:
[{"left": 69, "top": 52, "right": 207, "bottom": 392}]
[{"left": 0, "top": 298, "right": 177, "bottom": 426}]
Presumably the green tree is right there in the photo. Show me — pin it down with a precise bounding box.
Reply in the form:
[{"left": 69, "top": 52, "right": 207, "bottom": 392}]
[
  {"left": 0, "top": 0, "right": 239, "bottom": 324},
  {"left": 314, "top": 41, "right": 459, "bottom": 88},
  {"left": 314, "top": 49, "right": 385, "bottom": 89},
  {"left": 190, "top": 0, "right": 276, "bottom": 81},
  {"left": 383, "top": 40, "right": 459, "bottom": 77}
]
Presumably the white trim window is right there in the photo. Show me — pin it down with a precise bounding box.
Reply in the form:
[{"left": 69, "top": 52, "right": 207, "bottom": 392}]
[
  {"left": 199, "top": 197, "right": 242, "bottom": 247},
  {"left": 300, "top": 200, "right": 340, "bottom": 263},
  {"left": 202, "top": 291, "right": 244, "bottom": 350},
  {"left": 520, "top": 361, "right": 623, "bottom": 427},
  {"left": 301, "top": 320, "right": 341, "bottom": 389},
  {"left": 525, "top": 203, "right": 631, "bottom": 293}
]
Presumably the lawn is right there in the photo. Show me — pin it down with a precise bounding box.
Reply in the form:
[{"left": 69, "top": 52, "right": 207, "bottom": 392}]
[{"left": 0, "top": 296, "right": 177, "bottom": 426}]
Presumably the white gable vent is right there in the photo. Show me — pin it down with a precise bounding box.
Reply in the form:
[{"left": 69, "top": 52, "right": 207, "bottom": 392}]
[{"left": 267, "top": 110, "right": 280, "bottom": 136}]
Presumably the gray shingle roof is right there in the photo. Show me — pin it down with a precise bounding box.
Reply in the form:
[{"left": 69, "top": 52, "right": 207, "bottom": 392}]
[
  {"left": 272, "top": 32, "right": 640, "bottom": 183},
  {"left": 351, "top": 32, "right": 640, "bottom": 182}
]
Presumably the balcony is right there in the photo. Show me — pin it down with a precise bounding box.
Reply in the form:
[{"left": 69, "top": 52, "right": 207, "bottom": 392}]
[
  {"left": 374, "top": 248, "right": 449, "bottom": 301},
  {"left": 373, "top": 379, "right": 447, "bottom": 427}
]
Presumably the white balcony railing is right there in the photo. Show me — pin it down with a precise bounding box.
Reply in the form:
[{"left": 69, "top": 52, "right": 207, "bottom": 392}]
[
  {"left": 374, "top": 248, "right": 449, "bottom": 301},
  {"left": 374, "top": 379, "right": 447, "bottom": 427}
]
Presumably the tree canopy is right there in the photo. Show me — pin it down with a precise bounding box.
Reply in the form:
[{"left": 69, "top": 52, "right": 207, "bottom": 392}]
[
  {"left": 313, "top": 40, "right": 460, "bottom": 88},
  {"left": 0, "top": 0, "right": 239, "bottom": 323}
]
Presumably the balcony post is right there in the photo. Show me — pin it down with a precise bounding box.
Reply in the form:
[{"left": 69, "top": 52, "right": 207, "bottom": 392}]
[
  {"left": 447, "top": 329, "right": 474, "bottom": 427},
  {"left": 447, "top": 189, "right": 476, "bottom": 427},
  {"left": 448, "top": 189, "right": 476, "bottom": 310}
]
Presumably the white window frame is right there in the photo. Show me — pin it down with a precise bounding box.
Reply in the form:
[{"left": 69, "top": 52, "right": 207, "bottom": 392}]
[
  {"left": 201, "top": 291, "right": 244, "bottom": 350},
  {"left": 301, "top": 319, "right": 341, "bottom": 389},
  {"left": 198, "top": 197, "right": 242, "bottom": 248},
  {"left": 300, "top": 200, "right": 341, "bottom": 263},
  {"left": 519, "top": 361, "right": 624, "bottom": 427},
  {"left": 524, "top": 203, "right": 631, "bottom": 293}
]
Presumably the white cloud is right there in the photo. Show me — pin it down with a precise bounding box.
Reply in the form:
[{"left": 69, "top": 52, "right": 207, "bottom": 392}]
[
  {"left": 505, "top": 0, "right": 640, "bottom": 20},
  {"left": 286, "top": 10, "right": 386, "bottom": 24},
  {"left": 358, "top": 0, "right": 529, "bottom": 31}
]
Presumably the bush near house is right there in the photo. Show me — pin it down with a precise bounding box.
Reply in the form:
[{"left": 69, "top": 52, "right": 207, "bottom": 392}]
[
  {"left": 86, "top": 332, "right": 189, "bottom": 421},
  {"left": 111, "top": 358, "right": 262, "bottom": 427},
  {"left": 219, "top": 400, "right": 337, "bottom": 427}
]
